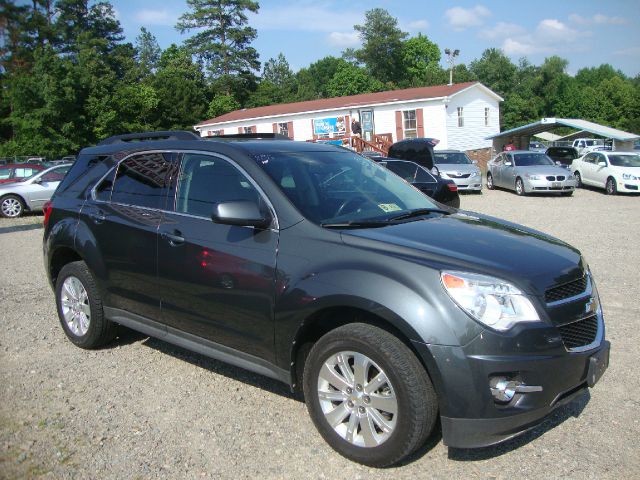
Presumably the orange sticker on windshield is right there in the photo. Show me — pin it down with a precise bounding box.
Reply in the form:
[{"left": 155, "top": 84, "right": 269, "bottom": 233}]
[{"left": 378, "top": 203, "right": 402, "bottom": 212}]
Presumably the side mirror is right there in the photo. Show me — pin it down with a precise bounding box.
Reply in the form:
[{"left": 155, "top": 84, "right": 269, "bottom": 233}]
[
  {"left": 555, "top": 161, "right": 561, "bottom": 166},
  {"left": 32, "top": 177, "right": 43, "bottom": 184},
  {"left": 505, "top": 161, "right": 513, "bottom": 166},
  {"left": 211, "top": 200, "right": 272, "bottom": 229},
  {"left": 597, "top": 161, "right": 607, "bottom": 167},
  {"left": 472, "top": 160, "right": 478, "bottom": 165},
  {"left": 431, "top": 166, "right": 440, "bottom": 176}
]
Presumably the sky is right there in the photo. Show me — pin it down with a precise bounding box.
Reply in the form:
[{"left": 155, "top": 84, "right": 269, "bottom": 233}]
[{"left": 109, "top": 0, "right": 640, "bottom": 77}]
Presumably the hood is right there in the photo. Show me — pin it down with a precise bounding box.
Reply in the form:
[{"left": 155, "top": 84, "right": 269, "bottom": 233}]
[
  {"left": 340, "top": 211, "right": 583, "bottom": 296},
  {"left": 515, "top": 165, "right": 571, "bottom": 176},
  {"left": 437, "top": 164, "right": 480, "bottom": 175}
]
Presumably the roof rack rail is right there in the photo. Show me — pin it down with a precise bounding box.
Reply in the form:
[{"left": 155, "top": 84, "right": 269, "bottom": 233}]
[
  {"left": 206, "top": 133, "right": 291, "bottom": 141},
  {"left": 97, "top": 130, "right": 201, "bottom": 146}
]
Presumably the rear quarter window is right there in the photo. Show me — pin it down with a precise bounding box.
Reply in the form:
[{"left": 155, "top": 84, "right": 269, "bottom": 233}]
[{"left": 110, "top": 153, "right": 173, "bottom": 209}]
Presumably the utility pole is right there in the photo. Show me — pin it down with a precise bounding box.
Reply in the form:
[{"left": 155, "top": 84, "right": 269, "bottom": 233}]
[{"left": 444, "top": 48, "right": 460, "bottom": 86}]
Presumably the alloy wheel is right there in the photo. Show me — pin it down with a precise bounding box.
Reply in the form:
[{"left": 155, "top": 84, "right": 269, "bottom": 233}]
[
  {"left": 60, "top": 276, "right": 91, "bottom": 337},
  {"left": 317, "top": 351, "right": 398, "bottom": 448},
  {"left": 1, "top": 197, "right": 23, "bottom": 217}
]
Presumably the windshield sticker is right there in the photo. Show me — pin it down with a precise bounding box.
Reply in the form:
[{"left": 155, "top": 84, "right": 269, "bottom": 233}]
[{"left": 378, "top": 203, "right": 402, "bottom": 212}]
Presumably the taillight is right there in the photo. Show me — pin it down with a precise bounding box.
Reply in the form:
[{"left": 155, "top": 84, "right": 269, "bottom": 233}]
[
  {"left": 43, "top": 200, "right": 53, "bottom": 227},
  {"left": 446, "top": 183, "right": 458, "bottom": 192}
]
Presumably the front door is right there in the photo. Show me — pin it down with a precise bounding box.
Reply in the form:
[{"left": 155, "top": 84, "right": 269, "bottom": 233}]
[
  {"left": 157, "top": 152, "right": 278, "bottom": 361},
  {"left": 359, "top": 110, "right": 374, "bottom": 142},
  {"left": 26, "top": 165, "right": 72, "bottom": 209}
]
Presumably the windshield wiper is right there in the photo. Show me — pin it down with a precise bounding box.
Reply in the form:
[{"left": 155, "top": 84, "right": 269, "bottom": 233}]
[
  {"left": 321, "top": 220, "right": 390, "bottom": 229},
  {"left": 388, "top": 208, "right": 451, "bottom": 221}
]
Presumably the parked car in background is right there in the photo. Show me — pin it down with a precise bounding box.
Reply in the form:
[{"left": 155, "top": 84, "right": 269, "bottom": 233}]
[
  {"left": 0, "top": 164, "right": 71, "bottom": 217},
  {"left": 529, "top": 141, "right": 546, "bottom": 152},
  {"left": 387, "top": 138, "right": 439, "bottom": 173},
  {"left": 486, "top": 151, "right": 575, "bottom": 196},
  {"left": 572, "top": 151, "right": 640, "bottom": 194},
  {"left": 360, "top": 150, "right": 385, "bottom": 160},
  {"left": 0, "top": 163, "right": 48, "bottom": 184},
  {"left": 432, "top": 150, "right": 482, "bottom": 192},
  {"left": 545, "top": 146, "right": 580, "bottom": 170},
  {"left": 43, "top": 131, "right": 609, "bottom": 466},
  {"left": 377, "top": 158, "right": 460, "bottom": 207},
  {"left": 572, "top": 138, "right": 604, "bottom": 156}
]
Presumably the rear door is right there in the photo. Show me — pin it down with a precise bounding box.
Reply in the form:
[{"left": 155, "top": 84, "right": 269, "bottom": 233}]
[
  {"left": 593, "top": 153, "right": 609, "bottom": 187},
  {"left": 157, "top": 152, "right": 279, "bottom": 361},
  {"left": 580, "top": 153, "right": 597, "bottom": 185},
  {"left": 81, "top": 151, "right": 174, "bottom": 320}
]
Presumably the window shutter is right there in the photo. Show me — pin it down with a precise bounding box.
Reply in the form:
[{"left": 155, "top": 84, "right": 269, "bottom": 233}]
[
  {"left": 238, "top": 127, "right": 243, "bottom": 134},
  {"left": 272, "top": 123, "right": 278, "bottom": 134},
  {"left": 311, "top": 120, "right": 317, "bottom": 140},
  {"left": 345, "top": 115, "right": 351, "bottom": 135},
  {"left": 287, "top": 121, "right": 294, "bottom": 139},
  {"left": 251, "top": 125, "right": 257, "bottom": 133},
  {"left": 416, "top": 108, "right": 424, "bottom": 137},
  {"left": 395, "top": 111, "right": 403, "bottom": 141}
]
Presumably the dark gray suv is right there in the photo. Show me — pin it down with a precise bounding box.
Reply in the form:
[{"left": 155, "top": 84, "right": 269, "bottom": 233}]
[{"left": 44, "top": 131, "right": 609, "bottom": 467}]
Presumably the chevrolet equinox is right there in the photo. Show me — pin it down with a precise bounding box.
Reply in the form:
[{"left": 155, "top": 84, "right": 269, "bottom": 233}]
[{"left": 43, "top": 131, "right": 610, "bottom": 467}]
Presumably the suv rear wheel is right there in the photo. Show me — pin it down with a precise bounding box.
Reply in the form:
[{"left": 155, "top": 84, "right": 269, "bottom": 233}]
[
  {"left": 55, "top": 261, "right": 117, "bottom": 348},
  {"left": 303, "top": 323, "right": 437, "bottom": 467}
]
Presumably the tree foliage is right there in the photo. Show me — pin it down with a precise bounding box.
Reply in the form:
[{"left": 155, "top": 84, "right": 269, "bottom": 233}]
[{"left": 0, "top": 2, "right": 637, "bottom": 158}]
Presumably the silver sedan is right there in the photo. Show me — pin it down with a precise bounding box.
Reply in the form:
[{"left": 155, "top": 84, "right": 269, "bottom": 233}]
[
  {"left": 0, "top": 164, "right": 71, "bottom": 217},
  {"left": 487, "top": 151, "right": 575, "bottom": 196}
]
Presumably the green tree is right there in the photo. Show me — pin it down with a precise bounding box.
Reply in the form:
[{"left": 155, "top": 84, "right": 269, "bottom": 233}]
[
  {"left": 326, "top": 63, "right": 385, "bottom": 97},
  {"left": 469, "top": 48, "right": 517, "bottom": 98},
  {"left": 400, "top": 34, "right": 441, "bottom": 82},
  {"left": 135, "top": 27, "right": 161, "bottom": 78},
  {"left": 176, "top": 0, "right": 260, "bottom": 96},
  {"left": 354, "top": 8, "right": 407, "bottom": 84},
  {"left": 295, "top": 56, "right": 350, "bottom": 100},
  {"left": 207, "top": 94, "right": 240, "bottom": 118},
  {"left": 263, "top": 53, "right": 295, "bottom": 92}
]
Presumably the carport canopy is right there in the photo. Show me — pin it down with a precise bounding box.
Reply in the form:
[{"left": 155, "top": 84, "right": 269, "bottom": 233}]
[{"left": 486, "top": 118, "right": 639, "bottom": 152}]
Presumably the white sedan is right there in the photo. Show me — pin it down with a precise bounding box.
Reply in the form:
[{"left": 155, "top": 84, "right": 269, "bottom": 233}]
[{"left": 572, "top": 151, "right": 640, "bottom": 194}]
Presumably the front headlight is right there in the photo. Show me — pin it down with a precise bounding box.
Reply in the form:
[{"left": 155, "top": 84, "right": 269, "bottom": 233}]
[
  {"left": 471, "top": 171, "right": 480, "bottom": 177},
  {"left": 526, "top": 174, "right": 540, "bottom": 180},
  {"left": 622, "top": 173, "right": 638, "bottom": 180},
  {"left": 439, "top": 171, "right": 450, "bottom": 179},
  {"left": 441, "top": 271, "right": 540, "bottom": 331}
]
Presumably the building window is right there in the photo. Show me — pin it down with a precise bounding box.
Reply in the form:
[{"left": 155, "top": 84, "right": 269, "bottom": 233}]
[
  {"left": 278, "top": 122, "right": 289, "bottom": 137},
  {"left": 484, "top": 108, "right": 490, "bottom": 126},
  {"left": 207, "top": 129, "right": 223, "bottom": 137},
  {"left": 243, "top": 126, "right": 253, "bottom": 134},
  {"left": 403, "top": 110, "right": 417, "bottom": 139},
  {"left": 457, "top": 107, "right": 464, "bottom": 127}
]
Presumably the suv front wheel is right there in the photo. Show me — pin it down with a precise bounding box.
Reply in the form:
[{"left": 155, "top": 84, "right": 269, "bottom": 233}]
[
  {"left": 55, "top": 261, "right": 117, "bottom": 348},
  {"left": 303, "top": 323, "right": 438, "bottom": 467}
]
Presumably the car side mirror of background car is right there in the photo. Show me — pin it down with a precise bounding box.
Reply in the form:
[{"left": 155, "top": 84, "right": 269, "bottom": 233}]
[
  {"left": 555, "top": 161, "right": 561, "bottom": 166},
  {"left": 598, "top": 161, "right": 607, "bottom": 167},
  {"left": 211, "top": 200, "right": 272, "bottom": 229},
  {"left": 505, "top": 161, "right": 512, "bottom": 166},
  {"left": 472, "top": 160, "right": 478, "bottom": 165}
]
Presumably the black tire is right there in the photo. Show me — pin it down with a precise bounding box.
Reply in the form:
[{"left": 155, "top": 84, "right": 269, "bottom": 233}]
[
  {"left": 0, "top": 194, "right": 25, "bottom": 218},
  {"left": 606, "top": 176, "right": 617, "bottom": 195},
  {"left": 55, "top": 261, "right": 117, "bottom": 349},
  {"left": 303, "top": 323, "right": 438, "bottom": 467},
  {"left": 561, "top": 191, "right": 573, "bottom": 197},
  {"left": 515, "top": 177, "right": 525, "bottom": 196},
  {"left": 486, "top": 173, "right": 494, "bottom": 190},
  {"left": 573, "top": 171, "right": 582, "bottom": 188}
]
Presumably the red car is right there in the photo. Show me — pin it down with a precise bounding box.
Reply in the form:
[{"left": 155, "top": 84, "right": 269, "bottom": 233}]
[{"left": 0, "top": 163, "right": 47, "bottom": 184}]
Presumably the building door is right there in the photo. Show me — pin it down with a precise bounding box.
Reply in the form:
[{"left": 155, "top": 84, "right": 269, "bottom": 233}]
[{"left": 359, "top": 110, "right": 374, "bottom": 142}]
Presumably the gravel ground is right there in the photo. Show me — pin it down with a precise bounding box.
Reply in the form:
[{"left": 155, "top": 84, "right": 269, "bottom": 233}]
[{"left": 1, "top": 187, "right": 639, "bottom": 479}]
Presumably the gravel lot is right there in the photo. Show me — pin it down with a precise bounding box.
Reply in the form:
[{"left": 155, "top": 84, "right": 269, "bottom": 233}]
[{"left": 1, "top": 187, "right": 639, "bottom": 479}]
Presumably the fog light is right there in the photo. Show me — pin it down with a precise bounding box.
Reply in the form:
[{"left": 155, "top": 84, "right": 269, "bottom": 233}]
[{"left": 489, "top": 376, "right": 543, "bottom": 403}]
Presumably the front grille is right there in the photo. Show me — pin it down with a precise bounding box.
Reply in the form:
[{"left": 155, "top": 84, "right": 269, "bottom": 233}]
[
  {"left": 546, "top": 176, "right": 556, "bottom": 181},
  {"left": 557, "top": 176, "right": 565, "bottom": 181},
  {"left": 545, "top": 276, "right": 587, "bottom": 303},
  {"left": 558, "top": 315, "right": 598, "bottom": 350},
  {"left": 545, "top": 175, "right": 566, "bottom": 181},
  {"left": 448, "top": 173, "right": 470, "bottom": 178}
]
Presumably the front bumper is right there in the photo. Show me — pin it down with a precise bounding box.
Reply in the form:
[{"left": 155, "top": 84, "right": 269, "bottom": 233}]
[
  {"left": 412, "top": 316, "right": 610, "bottom": 449},
  {"left": 616, "top": 178, "right": 640, "bottom": 192},
  {"left": 524, "top": 177, "right": 575, "bottom": 193},
  {"left": 446, "top": 176, "right": 482, "bottom": 191}
]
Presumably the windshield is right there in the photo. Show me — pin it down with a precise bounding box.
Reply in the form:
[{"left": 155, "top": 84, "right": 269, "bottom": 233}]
[
  {"left": 608, "top": 154, "right": 640, "bottom": 167},
  {"left": 254, "top": 150, "right": 439, "bottom": 225},
  {"left": 585, "top": 140, "right": 603, "bottom": 146},
  {"left": 433, "top": 152, "right": 471, "bottom": 165},
  {"left": 513, "top": 153, "right": 555, "bottom": 167}
]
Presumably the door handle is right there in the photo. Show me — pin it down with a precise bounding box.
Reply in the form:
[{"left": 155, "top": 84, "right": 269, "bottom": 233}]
[
  {"left": 89, "top": 210, "right": 106, "bottom": 224},
  {"left": 161, "top": 230, "right": 185, "bottom": 246}
]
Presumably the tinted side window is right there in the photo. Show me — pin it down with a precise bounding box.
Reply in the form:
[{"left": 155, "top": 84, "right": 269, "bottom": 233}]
[
  {"left": 95, "top": 168, "right": 116, "bottom": 202},
  {"left": 111, "top": 153, "right": 173, "bottom": 209},
  {"left": 174, "top": 154, "right": 260, "bottom": 218},
  {"left": 42, "top": 166, "right": 71, "bottom": 182}
]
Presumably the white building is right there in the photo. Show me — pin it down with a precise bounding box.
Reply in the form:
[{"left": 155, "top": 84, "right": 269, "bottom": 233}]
[{"left": 194, "top": 82, "right": 503, "bottom": 153}]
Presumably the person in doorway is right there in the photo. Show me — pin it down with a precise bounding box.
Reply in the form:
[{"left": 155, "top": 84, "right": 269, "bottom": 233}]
[
  {"left": 351, "top": 118, "right": 362, "bottom": 136},
  {"left": 503, "top": 139, "right": 516, "bottom": 151}
]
